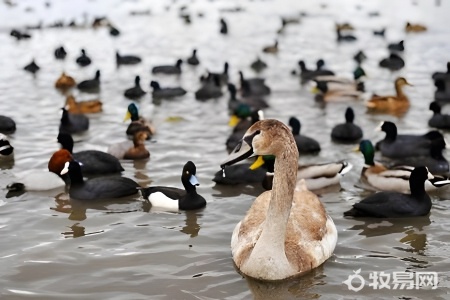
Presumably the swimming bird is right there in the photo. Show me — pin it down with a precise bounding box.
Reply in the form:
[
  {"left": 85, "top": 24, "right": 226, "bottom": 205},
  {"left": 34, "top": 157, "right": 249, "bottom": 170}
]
[
  {"left": 109, "top": 24, "right": 120, "bottom": 36},
  {"left": 228, "top": 83, "right": 269, "bottom": 111},
  {"left": 55, "top": 72, "right": 76, "bottom": 90},
  {"left": 150, "top": 80, "right": 186, "bottom": 99},
  {"left": 373, "top": 28, "right": 386, "bottom": 37},
  {"left": 297, "top": 60, "right": 335, "bottom": 84},
  {"left": 0, "top": 134, "right": 14, "bottom": 160},
  {"left": 434, "top": 79, "right": 450, "bottom": 104},
  {"left": 366, "top": 77, "right": 411, "bottom": 115},
  {"left": 124, "top": 103, "right": 155, "bottom": 138},
  {"left": 0, "top": 115, "right": 16, "bottom": 134},
  {"left": 387, "top": 40, "right": 404, "bottom": 52},
  {"left": 204, "top": 62, "right": 229, "bottom": 86},
  {"left": 353, "top": 50, "right": 367, "bottom": 65},
  {"left": 221, "top": 119, "right": 337, "bottom": 281},
  {"left": 187, "top": 49, "right": 200, "bottom": 65},
  {"left": 152, "top": 59, "right": 183, "bottom": 75},
  {"left": 344, "top": 166, "right": 434, "bottom": 218},
  {"left": 405, "top": 22, "right": 427, "bottom": 33},
  {"left": 428, "top": 101, "right": 450, "bottom": 129},
  {"left": 65, "top": 95, "right": 102, "bottom": 114},
  {"left": 75, "top": 49, "right": 91, "bottom": 67},
  {"left": 336, "top": 28, "right": 356, "bottom": 42},
  {"left": 212, "top": 157, "right": 268, "bottom": 185},
  {"left": 57, "top": 132, "right": 124, "bottom": 176},
  {"left": 250, "top": 57, "right": 268, "bottom": 72},
  {"left": 288, "top": 117, "right": 321, "bottom": 154},
  {"left": 331, "top": 107, "right": 363, "bottom": 143},
  {"left": 116, "top": 51, "right": 141, "bottom": 65},
  {"left": 61, "top": 161, "right": 139, "bottom": 201},
  {"left": 226, "top": 106, "right": 263, "bottom": 153},
  {"left": 239, "top": 71, "right": 271, "bottom": 97},
  {"left": 59, "top": 108, "right": 89, "bottom": 134},
  {"left": 379, "top": 53, "right": 405, "bottom": 71},
  {"left": 195, "top": 76, "right": 223, "bottom": 101},
  {"left": 10, "top": 29, "right": 31, "bottom": 40},
  {"left": 54, "top": 46, "right": 67, "bottom": 59},
  {"left": 220, "top": 18, "right": 228, "bottom": 34},
  {"left": 313, "top": 66, "right": 366, "bottom": 92},
  {"left": 77, "top": 70, "right": 100, "bottom": 92},
  {"left": 23, "top": 59, "right": 40, "bottom": 73},
  {"left": 313, "top": 80, "right": 364, "bottom": 102},
  {"left": 124, "top": 76, "right": 146, "bottom": 99},
  {"left": 262, "top": 40, "right": 278, "bottom": 54},
  {"left": 140, "top": 161, "right": 206, "bottom": 211},
  {"left": 432, "top": 62, "right": 450, "bottom": 83},
  {"left": 107, "top": 131, "right": 150, "bottom": 160}
]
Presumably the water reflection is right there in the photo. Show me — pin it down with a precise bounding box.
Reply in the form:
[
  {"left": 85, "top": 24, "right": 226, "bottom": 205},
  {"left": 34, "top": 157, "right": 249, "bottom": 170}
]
[
  {"left": 245, "top": 266, "right": 324, "bottom": 300},
  {"left": 211, "top": 183, "right": 265, "bottom": 198},
  {"left": 347, "top": 216, "right": 431, "bottom": 238},
  {"left": 180, "top": 210, "right": 201, "bottom": 237}
]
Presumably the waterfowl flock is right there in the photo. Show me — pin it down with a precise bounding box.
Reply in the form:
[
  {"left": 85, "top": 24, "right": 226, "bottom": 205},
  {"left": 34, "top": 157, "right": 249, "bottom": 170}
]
[{"left": 2, "top": 0, "right": 450, "bottom": 296}]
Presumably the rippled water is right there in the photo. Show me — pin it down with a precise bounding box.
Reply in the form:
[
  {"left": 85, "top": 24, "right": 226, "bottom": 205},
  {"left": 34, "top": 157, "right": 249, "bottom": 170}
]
[{"left": 1, "top": 0, "right": 450, "bottom": 299}]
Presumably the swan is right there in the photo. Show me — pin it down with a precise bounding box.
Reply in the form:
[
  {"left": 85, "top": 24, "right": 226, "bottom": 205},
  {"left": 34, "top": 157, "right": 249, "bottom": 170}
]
[{"left": 220, "top": 119, "right": 337, "bottom": 281}]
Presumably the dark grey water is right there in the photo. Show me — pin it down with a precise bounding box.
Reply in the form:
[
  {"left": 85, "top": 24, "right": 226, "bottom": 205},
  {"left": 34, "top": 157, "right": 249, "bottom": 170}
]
[{"left": 1, "top": 0, "right": 450, "bottom": 299}]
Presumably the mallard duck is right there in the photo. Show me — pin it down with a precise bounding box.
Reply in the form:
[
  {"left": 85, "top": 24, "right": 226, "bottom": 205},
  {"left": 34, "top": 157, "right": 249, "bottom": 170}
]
[
  {"left": 288, "top": 117, "right": 321, "bottom": 154},
  {"left": 55, "top": 72, "right": 76, "bottom": 90},
  {"left": 428, "top": 101, "right": 450, "bottom": 129},
  {"left": 220, "top": 119, "right": 337, "bottom": 281},
  {"left": 335, "top": 22, "right": 354, "bottom": 31},
  {"left": 379, "top": 53, "right": 405, "bottom": 71},
  {"left": 405, "top": 22, "right": 427, "bottom": 33},
  {"left": 65, "top": 95, "right": 102, "bottom": 114},
  {"left": 59, "top": 108, "right": 89, "bottom": 134},
  {"left": 140, "top": 161, "right": 206, "bottom": 211},
  {"left": 107, "top": 131, "right": 150, "bottom": 160},
  {"left": 124, "top": 103, "right": 155, "bottom": 138},
  {"left": 375, "top": 121, "right": 444, "bottom": 158},
  {"left": 344, "top": 166, "right": 434, "bottom": 218},
  {"left": 0, "top": 134, "right": 14, "bottom": 160},
  {"left": 250, "top": 57, "right": 267, "bottom": 72},
  {"left": 187, "top": 49, "right": 200, "bottom": 65},
  {"left": 152, "top": 59, "right": 182, "bottom": 75},
  {"left": 313, "top": 66, "right": 366, "bottom": 93},
  {"left": 331, "top": 107, "right": 363, "bottom": 143},
  {"left": 0, "top": 115, "right": 16, "bottom": 134},
  {"left": 150, "top": 80, "right": 186, "bottom": 99},
  {"left": 387, "top": 40, "right": 404, "bottom": 52},
  {"left": 116, "top": 51, "right": 141, "bottom": 65},
  {"left": 54, "top": 46, "right": 67, "bottom": 59},
  {"left": 220, "top": 18, "right": 228, "bottom": 34},
  {"left": 366, "top": 77, "right": 411, "bottom": 114},
  {"left": 75, "top": 49, "right": 91, "bottom": 67},
  {"left": 228, "top": 83, "right": 269, "bottom": 112},
  {"left": 23, "top": 59, "right": 39, "bottom": 73},
  {"left": 124, "top": 76, "right": 146, "bottom": 99},
  {"left": 77, "top": 70, "right": 100, "bottom": 92},
  {"left": 314, "top": 81, "right": 363, "bottom": 102},
  {"left": 262, "top": 40, "right": 278, "bottom": 54},
  {"left": 356, "top": 139, "right": 447, "bottom": 193}
]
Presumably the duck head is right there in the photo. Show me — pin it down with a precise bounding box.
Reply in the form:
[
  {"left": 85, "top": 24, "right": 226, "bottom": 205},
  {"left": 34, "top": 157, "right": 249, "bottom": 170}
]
[
  {"left": 0, "top": 134, "right": 14, "bottom": 156},
  {"left": 48, "top": 149, "right": 73, "bottom": 175},
  {"left": 345, "top": 107, "right": 355, "bottom": 123},
  {"left": 356, "top": 140, "right": 375, "bottom": 166},
  {"left": 124, "top": 103, "right": 139, "bottom": 122},
  {"left": 182, "top": 161, "right": 200, "bottom": 190}
]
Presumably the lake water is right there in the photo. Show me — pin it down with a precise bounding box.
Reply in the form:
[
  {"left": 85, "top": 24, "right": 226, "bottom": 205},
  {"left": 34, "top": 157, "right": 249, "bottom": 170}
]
[{"left": 1, "top": 0, "right": 450, "bottom": 299}]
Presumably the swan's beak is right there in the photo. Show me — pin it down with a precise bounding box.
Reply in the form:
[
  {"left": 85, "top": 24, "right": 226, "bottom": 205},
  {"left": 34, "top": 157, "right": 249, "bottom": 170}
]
[
  {"left": 124, "top": 111, "right": 131, "bottom": 122},
  {"left": 189, "top": 174, "right": 200, "bottom": 186},
  {"left": 249, "top": 156, "right": 265, "bottom": 170},
  {"left": 221, "top": 139, "right": 253, "bottom": 168}
]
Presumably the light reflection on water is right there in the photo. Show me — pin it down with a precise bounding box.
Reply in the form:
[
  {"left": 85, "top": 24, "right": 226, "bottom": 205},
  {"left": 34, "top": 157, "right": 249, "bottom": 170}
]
[{"left": 1, "top": 0, "right": 450, "bottom": 299}]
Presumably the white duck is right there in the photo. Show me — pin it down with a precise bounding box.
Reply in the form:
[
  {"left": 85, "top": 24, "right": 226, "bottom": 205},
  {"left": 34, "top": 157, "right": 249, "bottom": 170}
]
[{"left": 221, "top": 119, "right": 337, "bottom": 281}]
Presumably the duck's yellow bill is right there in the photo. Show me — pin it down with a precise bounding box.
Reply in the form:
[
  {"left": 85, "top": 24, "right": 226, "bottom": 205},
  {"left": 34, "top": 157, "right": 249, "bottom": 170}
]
[
  {"left": 311, "top": 86, "right": 319, "bottom": 94},
  {"left": 228, "top": 115, "right": 240, "bottom": 127},
  {"left": 124, "top": 111, "right": 131, "bottom": 122},
  {"left": 352, "top": 146, "right": 360, "bottom": 152},
  {"left": 249, "top": 156, "right": 265, "bottom": 170}
]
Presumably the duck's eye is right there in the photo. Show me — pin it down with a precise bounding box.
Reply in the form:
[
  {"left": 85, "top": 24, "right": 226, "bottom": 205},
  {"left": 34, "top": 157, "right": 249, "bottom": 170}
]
[{"left": 186, "top": 171, "right": 189, "bottom": 174}]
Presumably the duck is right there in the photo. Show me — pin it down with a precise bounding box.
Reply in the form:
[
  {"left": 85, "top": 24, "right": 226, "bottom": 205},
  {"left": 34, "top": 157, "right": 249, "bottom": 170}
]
[
  {"left": 344, "top": 166, "right": 434, "bottom": 218},
  {"left": 251, "top": 155, "right": 353, "bottom": 191},
  {"left": 220, "top": 18, "right": 228, "bottom": 34},
  {"left": 387, "top": 40, "right": 404, "bottom": 52},
  {"left": 405, "top": 22, "right": 427, "bottom": 33},
  {"left": 204, "top": 62, "right": 229, "bottom": 86},
  {"left": 336, "top": 28, "right": 357, "bottom": 42},
  {"left": 77, "top": 70, "right": 100, "bottom": 92},
  {"left": 379, "top": 53, "right": 405, "bottom": 71},
  {"left": 107, "top": 131, "right": 150, "bottom": 160},
  {"left": 23, "top": 59, "right": 40, "bottom": 73},
  {"left": 59, "top": 108, "right": 89, "bottom": 134},
  {"left": 109, "top": 24, "right": 120, "bottom": 36},
  {"left": 60, "top": 161, "right": 140, "bottom": 201},
  {"left": 57, "top": 132, "right": 124, "bottom": 175},
  {"left": 54, "top": 46, "right": 67, "bottom": 59},
  {"left": 331, "top": 107, "right": 363, "bottom": 143},
  {"left": 432, "top": 62, "right": 450, "bottom": 83},
  {"left": 428, "top": 101, "right": 450, "bottom": 129},
  {"left": 6, "top": 150, "right": 72, "bottom": 192},
  {"left": 195, "top": 76, "right": 223, "bottom": 101},
  {"left": 356, "top": 139, "right": 447, "bottom": 193},
  {"left": 0, "top": 134, "right": 14, "bottom": 160},
  {"left": 212, "top": 157, "right": 268, "bottom": 185},
  {"left": 366, "top": 77, "right": 411, "bottom": 115},
  {"left": 150, "top": 80, "right": 186, "bottom": 99},
  {"left": 220, "top": 119, "right": 337, "bottom": 281},
  {"left": 124, "top": 76, "right": 146, "bottom": 99},
  {"left": 152, "top": 59, "right": 183, "bottom": 75},
  {"left": 10, "top": 29, "right": 31, "bottom": 40},
  {"left": 250, "top": 57, "right": 267, "bottom": 72},
  {"left": 124, "top": 103, "right": 155, "bottom": 138},
  {"left": 288, "top": 117, "right": 321, "bottom": 154},
  {"left": 0, "top": 115, "right": 16, "bottom": 134},
  {"left": 314, "top": 81, "right": 363, "bottom": 102},
  {"left": 375, "top": 121, "right": 444, "bottom": 158},
  {"left": 373, "top": 28, "right": 386, "bottom": 37},
  {"left": 228, "top": 83, "right": 269, "bottom": 112},
  {"left": 239, "top": 71, "right": 271, "bottom": 97},
  {"left": 140, "top": 161, "right": 206, "bottom": 211},
  {"left": 313, "top": 66, "right": 366, "bottom": 93},
  {"left": 116, "top": 51, "right": 141, "bottom": 65},
  {"left": 187, "top": 49, "right": 200, "bottom": 65},
  {"left": 353, "top": 50, "right": 367, "bottom": 65},
  {"left": 47, "top": 149, "right": 73, "bottom": 176},
  {"left": 65, "top": 95, "right": 102, "bottom": 114},
  {"left": 434, "top": 79, "right": 450, "bottom": 103},
  {"left": 55, "top": 72, "right": 76, "bottom": 90},
  {"left": 297, "top": 60, "right": 335, "bottom": 84},
  {"left": 75, "top": 49, "right": 91, "bottom": 67},
  {"left": 335, "top": 22, "right": 354, "bottom": 31},
  {"left": 262, "top": 40, "right": 278, "bottom": 54}
]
